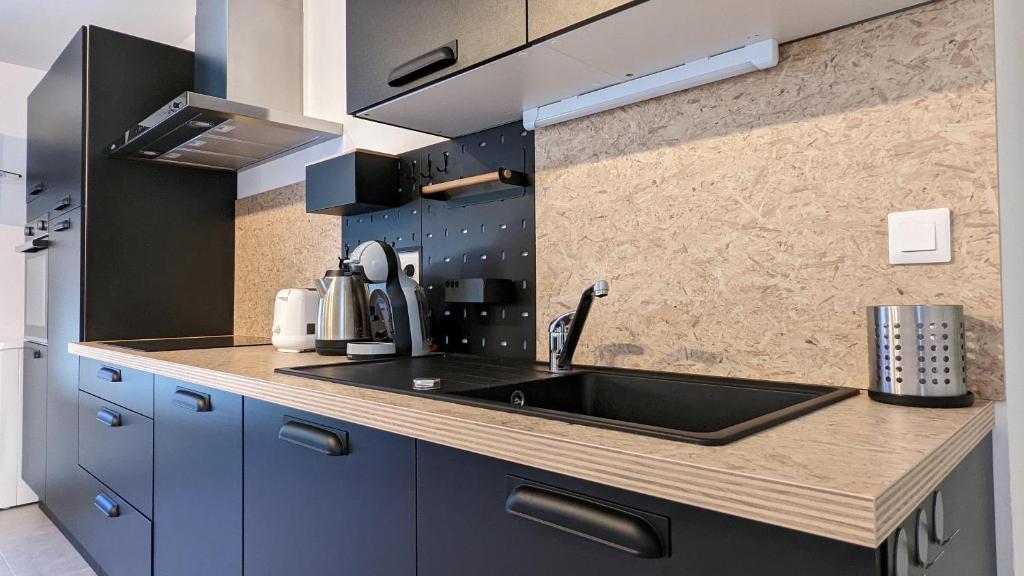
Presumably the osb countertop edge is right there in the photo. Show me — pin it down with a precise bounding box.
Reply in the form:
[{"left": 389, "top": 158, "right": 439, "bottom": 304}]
[{"left": 69, "top": 342, "right": 994, "bottom": 548}]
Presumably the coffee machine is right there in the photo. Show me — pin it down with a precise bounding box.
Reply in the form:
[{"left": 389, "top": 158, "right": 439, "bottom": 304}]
[{"left": 345, "top": 241, "right": 433, "bottom": 358}]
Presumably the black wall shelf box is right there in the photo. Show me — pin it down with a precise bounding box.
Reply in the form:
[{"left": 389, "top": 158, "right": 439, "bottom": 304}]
[
  {"left": 445, "top": 278, "right": 517, "bottom": 304},
  {"left": 306, "top": 150, "right": 402, "bottom": 216}
]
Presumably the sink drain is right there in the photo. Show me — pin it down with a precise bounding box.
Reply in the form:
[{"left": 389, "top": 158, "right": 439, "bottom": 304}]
[{"left": 510, "top": 390, "right": 526, "bottom": 407}]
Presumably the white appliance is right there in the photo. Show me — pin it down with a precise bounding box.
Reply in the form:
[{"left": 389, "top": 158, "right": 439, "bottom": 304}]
[
  {"left": 272, "top": 289, "right": 319, "bottom": 352},
  {"left": 0, "top": 340, "right": 37, "bottom": 508}
]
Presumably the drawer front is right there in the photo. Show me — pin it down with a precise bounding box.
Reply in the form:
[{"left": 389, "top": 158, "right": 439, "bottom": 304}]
[
  {"left": 417, "top": 442, "right": 878, "bottom": 576},
  {"left": 79, "top": 357, "right": 154, "bottom": 417},
  {"left": 79, "top": 391, "right": 153, "bottom": 517},
  {"left": 70, "top": 466, "right": 152, "bottom": 576}
]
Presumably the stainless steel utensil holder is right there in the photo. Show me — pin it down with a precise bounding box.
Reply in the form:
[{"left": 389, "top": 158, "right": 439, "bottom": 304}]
[{"left": 867, "top": 305, "right": 973, "bottom": 408}]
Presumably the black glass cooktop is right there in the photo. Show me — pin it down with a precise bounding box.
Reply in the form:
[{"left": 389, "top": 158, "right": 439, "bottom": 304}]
[{"left": 103, "top": 335, "right": 272, "bottom": 352}]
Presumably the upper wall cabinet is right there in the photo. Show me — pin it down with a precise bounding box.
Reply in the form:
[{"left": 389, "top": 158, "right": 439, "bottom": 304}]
[
  {"left": 346, "top": 0, "right": 527, "bottom": 115},
  {"left": 349, "top": 0, "right": 928, "bottom": 138},
  {"left": 527, "top": 0, "right": 638, "bottom": 41}
]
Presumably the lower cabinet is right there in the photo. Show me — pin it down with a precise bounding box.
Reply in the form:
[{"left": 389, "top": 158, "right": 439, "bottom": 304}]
[
  {"left": 153, "top": 377, "right": 242, "bottom": 576},
  {"left": 416, "top": 441, "right": 878, "bottom": 576},
  {"left": 68, "top": 466, "right": 152, "bottom": 576},
  {"left": 243, "top": 398, "right": 417, "bottom": 576},
  {"left": 21, "top": 343, "right": 46, "bottom": 497}
]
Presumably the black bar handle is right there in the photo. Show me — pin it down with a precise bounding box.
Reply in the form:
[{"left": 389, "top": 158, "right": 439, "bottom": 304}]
[
  {"left": 32, "top": 350, "right": 42, "bottom": 359},
  {"left": 172, "top": 388, "right": 211, "bottom": 412},
  {"left": 278, "top": 420, "right": 347, "bottom": 456},
  {"left": 505, "top": 485, "right": 665, "bottom": 559},
  {"left": 96, "top": 408, "right": 122, "bottom": 427},
  {"left": 15, "top": 237, "right": 49, "bottom": 253},
  {"left": 96, "top": 366, "right": 122, "bottom": 382},
  {"left": 53, "top": 219, "right": 72, "bottom": 232},
  {"left": 94, "top": 492, "right": 120, "bottom": 518},
  {"left": 53, "top": 195, "right": 72, "bottom": 212},
  {"left": 29, "top": 182, "right": 45, "bottom": 196},
  {"left": 387, "top": 40, "right": 458, "bottom": 87}
]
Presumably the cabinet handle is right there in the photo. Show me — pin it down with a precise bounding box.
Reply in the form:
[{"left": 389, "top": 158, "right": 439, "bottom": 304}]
[
  {"left": 505, "top": 485, "right": 666, "bottom": 559},
  {"left": 96, "top": 366, "right": 122, "bottom": 382},
  {"left": 387, "top": 40, "right": 458, "bottom": 87},
  {"left": 53, "top": 195, "right": 72, "bottom": 211},
  {"left": 32, "top": 350, "right": 42, "bottom": 359},
  {"left": 52, "top": 219, "right": 72, "bottom": 232},
  {"left": 29, "top": 182, "right": 45, "bottom": 196},
  {"left": 95, "top": 408, "right": 122, "bottom": 427},
  {"left": 15, "top": 237, "right": 49, "bottom": 253},
  {"left": 278, "top": 420, "right": 347, "bottom": 456},
  {"left": 172, "top": 388, "right": 210, "bottom": 412},
  {"left": 94, "top": 492, "right": 120, "bottom": 518}
]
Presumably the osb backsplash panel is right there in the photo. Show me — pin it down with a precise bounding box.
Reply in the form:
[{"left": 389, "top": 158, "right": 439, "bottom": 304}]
[
  {"left": 234, "top": 183, "right": 340, "bottom": 337},
  {"left": 535, "top": 0, "right": 1004, "bottom": 399}
]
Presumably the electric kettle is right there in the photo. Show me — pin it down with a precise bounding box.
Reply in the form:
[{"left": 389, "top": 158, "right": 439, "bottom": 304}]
[{"left": 314, "top": 259, "right": 372, "bottom": 355}]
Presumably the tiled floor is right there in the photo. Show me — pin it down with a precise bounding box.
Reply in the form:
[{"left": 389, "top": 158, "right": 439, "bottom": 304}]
[{"left": 0, "top": 505, "right": 95, "bottom": 576}]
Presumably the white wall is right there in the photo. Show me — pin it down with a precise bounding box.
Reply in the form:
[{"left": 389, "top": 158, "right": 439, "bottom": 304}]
[
  {"left": 994, "top": 0, "right": 1024, "bottom": 572},
  {"left": 236, "top": 0, "right": 444, "bottom": 199},
  {"left": 0, "top": 61, "right": 46, "bottom": 341}
]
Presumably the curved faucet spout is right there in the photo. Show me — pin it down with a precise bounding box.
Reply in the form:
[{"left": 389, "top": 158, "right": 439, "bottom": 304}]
[{"left": 549, "top": 280, "right": 609, "bottom": 372}]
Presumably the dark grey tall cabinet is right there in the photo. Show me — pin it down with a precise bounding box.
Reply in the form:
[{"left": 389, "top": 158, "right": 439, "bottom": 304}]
[{"left": 23, "top": 26, "right": 236, "bottom": 564}]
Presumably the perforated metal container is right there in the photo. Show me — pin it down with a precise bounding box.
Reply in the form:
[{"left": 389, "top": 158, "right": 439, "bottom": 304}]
[{"left": 867, "top": 305, "right": 972, "bottom": 407}]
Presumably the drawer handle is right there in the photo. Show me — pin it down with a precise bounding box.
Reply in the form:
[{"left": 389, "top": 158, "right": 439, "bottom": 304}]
[
  {"left": 32, "top": 350, "right": 42, "bottom": 359},
  {"left": 52, "top": 219, "right": 72, "bottom": 232},
  {"left": 387, "top": 40, "right": 458, "bottom": 87},
  {"left": 15, "top": 237, "right": 49, "bottom": 253},
  {"left": 172, "top": 388, "right": 210, "bottom": 412},
  {"left": 278, "top": 421, "right": 347, "bottom": 456},
  {"left": 54, "top": 195, "right": 72, "bottom": 211},
  {"left": 96, "top": 366, "right": 122, "bottom": 382},
  {"left": 505, "top": 485, "right": 665, "bottom": 559},
  {"left": 94, "top": 492, "right": 120, "bottom": 518},
  {"left": 29, "top": 182, "right": 45, "bottom": 196},
  {"left": 95, "top": 408, "right": 122, "bottom": 427}
]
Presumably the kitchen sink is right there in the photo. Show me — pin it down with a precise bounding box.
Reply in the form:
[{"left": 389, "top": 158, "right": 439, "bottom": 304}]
[
  {"left": 277, "top": 356, "right": 857, "bottom": 445},
  {"left": 447, "top": 370, "right": 857, "bottom": 444}
]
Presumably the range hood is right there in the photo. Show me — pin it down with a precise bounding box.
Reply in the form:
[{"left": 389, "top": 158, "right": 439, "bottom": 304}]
[{"left": 108, "top": 0, "right": 342, "bottom": 171}]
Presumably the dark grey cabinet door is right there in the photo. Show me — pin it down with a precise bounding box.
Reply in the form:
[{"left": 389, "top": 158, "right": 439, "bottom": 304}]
[
  {"left": 21, "top": 343, "right": 46, "bottom": 497},
  {"left": 154, "top": 377, "right": 242, "bottom": 576},
  {"left": 243, "top": 398, "right": 416, "bottom": 576},
  {"left": 527, "top": 0, "right": 640, "bottom": 40},
  {"left": 417, "top": 442, "right": 877, "bottom": 576},
  {"left": 25, "top": 28, "right": 84, "bottom": 220},
  {"left": 45, "top": 206, "right": 83, "bottom": 533},
  {"left": 346, "top": 0, "right": 526, "bottom": 114}
]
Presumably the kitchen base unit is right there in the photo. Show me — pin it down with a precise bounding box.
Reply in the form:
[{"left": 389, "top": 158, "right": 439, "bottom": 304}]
[
  {"left": 243, "top": 398, "right": 417, "bottom": 576},
  {"left": 154, "top": 377, "right": 242, "bottom": 576},
  {"left": 417, "top": 437, "right": 995, "bottom": 576}
]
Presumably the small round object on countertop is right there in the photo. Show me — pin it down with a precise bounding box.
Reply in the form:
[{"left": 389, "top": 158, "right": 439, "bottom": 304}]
[
  {"left": 932, "top": 491, "right": 946, "bottom": 543},
  {"left": 413, "top": 377, "right": 442, "bottom": 391},
  {"left": 916, "top": 509, "right": 929, "bottom": 566},
  {"left": 894, "top": 527, "right": 910, "bottom": 576}
]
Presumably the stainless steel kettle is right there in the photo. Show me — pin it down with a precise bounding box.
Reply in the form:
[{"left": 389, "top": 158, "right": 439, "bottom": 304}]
[{"left": 314, "top": 260, "right": 371, "bottom": 355}]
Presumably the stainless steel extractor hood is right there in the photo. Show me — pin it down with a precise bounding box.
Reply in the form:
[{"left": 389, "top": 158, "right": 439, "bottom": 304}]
[{"left": 108, "top": 0, "right": 342, "bottom": 171}]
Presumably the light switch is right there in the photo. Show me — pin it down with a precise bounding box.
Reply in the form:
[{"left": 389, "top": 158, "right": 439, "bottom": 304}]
[{"left": 888, "top": 208, "right": 951, "bottom": 264}]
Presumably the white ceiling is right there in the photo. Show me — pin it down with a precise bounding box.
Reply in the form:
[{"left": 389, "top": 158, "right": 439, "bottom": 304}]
[{"left": 0, "top": 0, "right": 196, "bottom": 70}]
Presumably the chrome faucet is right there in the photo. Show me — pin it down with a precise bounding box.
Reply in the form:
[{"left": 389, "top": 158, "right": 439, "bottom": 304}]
[{"left": 549, "top": 280, "right": 609, "bottom": 372}]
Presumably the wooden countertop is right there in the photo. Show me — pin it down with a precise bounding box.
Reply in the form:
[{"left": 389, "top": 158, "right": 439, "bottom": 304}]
[{"left": 70, "top": 341, "right": 993, "bottom": 548}]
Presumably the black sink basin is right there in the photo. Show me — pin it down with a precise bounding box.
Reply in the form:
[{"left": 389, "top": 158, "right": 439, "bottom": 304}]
[
  {"left": 448, "top": 371, "right": 857, "bottom": 445},
  {"left": 276, "top": 355, "right": 857, "bottom": 445}
]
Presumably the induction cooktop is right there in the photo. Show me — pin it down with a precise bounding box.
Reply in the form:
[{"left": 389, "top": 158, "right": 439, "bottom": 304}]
[{"left": 103, "top": 335, "right": 271, "bottom": 352}]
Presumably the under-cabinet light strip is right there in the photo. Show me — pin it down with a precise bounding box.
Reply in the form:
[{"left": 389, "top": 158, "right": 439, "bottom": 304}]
[{"left": 523, "top": 39, "right": 778, "bottom": 130}]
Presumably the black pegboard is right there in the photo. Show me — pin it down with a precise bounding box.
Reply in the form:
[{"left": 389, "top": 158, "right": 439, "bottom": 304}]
[{"left": 341, "top": 123, "right": 536, "bottom": 360}]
